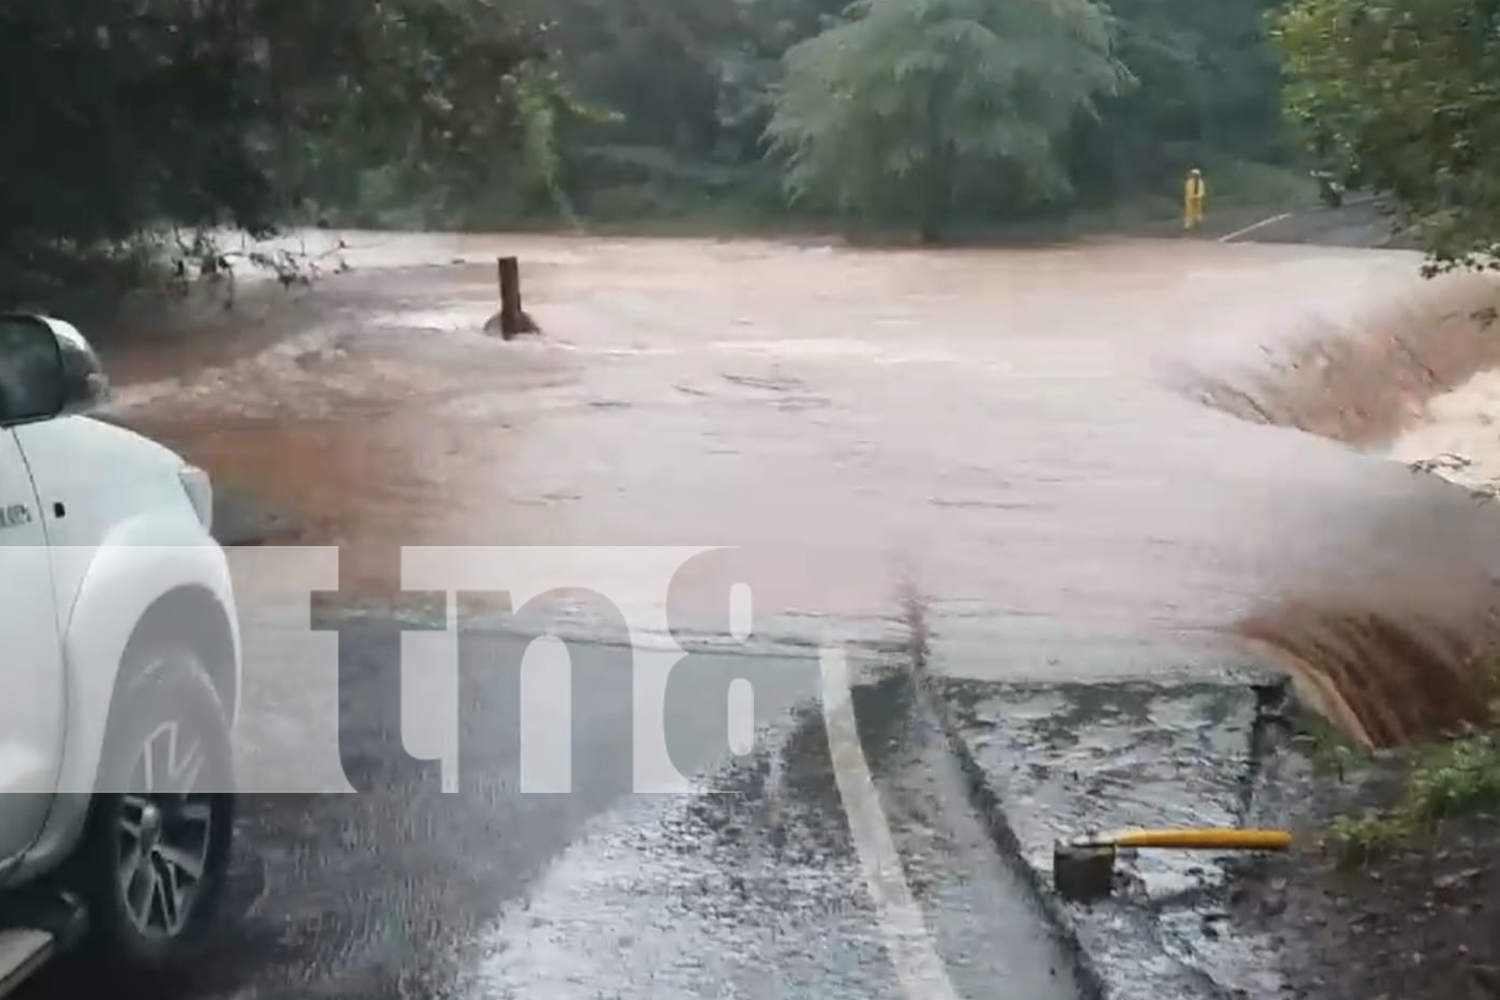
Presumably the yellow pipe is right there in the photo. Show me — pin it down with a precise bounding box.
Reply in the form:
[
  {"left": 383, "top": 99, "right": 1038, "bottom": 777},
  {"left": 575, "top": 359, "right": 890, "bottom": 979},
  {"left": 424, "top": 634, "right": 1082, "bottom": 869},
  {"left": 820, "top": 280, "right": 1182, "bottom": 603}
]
[{"left": 1092, "top": 828, "right": 1292, "bottom": 851}]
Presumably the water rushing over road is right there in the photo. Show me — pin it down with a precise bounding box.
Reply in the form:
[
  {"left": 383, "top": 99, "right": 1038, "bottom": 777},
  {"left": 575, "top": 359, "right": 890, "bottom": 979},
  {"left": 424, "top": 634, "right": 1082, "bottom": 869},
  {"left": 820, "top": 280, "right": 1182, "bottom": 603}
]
[
  {"left": 109, "top": 232, "right": 1500, "bottom": 739},
  {"left": 35, "top": 231, "right": 1500, "bottom": 1000}
]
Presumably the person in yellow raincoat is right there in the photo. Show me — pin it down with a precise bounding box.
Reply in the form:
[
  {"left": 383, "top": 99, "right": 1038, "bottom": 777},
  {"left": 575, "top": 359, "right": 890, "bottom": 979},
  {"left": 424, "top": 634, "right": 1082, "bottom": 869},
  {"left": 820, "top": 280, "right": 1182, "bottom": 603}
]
[{"left": 1183, "top": 167, "right": 1206, "bottom": 231}]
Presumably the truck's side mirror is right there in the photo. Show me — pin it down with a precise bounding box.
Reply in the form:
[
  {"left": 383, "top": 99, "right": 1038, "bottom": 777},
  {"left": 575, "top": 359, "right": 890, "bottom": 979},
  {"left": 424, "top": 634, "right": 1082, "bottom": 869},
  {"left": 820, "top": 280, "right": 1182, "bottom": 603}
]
[
  {"left": 0, "top": 314, "right": 110, "bottom": 426},
  {"left": 51, "top": 318, "right": 111, "bottom": 416}
]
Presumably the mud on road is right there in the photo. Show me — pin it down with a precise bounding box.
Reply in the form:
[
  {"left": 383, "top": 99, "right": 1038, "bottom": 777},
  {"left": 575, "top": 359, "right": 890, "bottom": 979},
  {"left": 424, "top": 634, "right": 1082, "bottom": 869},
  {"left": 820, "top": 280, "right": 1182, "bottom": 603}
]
[
  {"left": 101, "top": 231, "right": 1500, "bottom": 742},
  {"left": 39, "top": 229, "right": 1500, "bottom": 1000}
]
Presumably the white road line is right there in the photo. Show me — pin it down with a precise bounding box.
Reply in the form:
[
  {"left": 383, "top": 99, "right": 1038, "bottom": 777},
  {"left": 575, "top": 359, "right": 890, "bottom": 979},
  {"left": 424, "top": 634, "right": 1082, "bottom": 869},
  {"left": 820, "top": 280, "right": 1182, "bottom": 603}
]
[
  {"left": 1218, "top": 211, "right": 1295, "bottom": 244},
  {"left": 819, "top": 645, "right": 964, "bottom": 1000}
]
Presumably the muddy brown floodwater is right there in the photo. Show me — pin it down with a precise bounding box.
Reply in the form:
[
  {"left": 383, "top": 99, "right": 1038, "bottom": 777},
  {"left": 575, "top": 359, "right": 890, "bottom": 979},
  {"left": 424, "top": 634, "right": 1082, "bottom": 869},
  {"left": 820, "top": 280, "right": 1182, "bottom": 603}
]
[{"left": 105, "top": 232, "right": 1500, "bottom": 745}]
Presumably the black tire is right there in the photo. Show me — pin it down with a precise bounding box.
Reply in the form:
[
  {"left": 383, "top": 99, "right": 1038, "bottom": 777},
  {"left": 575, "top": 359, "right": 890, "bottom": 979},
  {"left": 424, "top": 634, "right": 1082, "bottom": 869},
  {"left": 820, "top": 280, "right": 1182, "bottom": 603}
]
[{"left": 73, "top": 645, "right": 235, "bottom": 978}]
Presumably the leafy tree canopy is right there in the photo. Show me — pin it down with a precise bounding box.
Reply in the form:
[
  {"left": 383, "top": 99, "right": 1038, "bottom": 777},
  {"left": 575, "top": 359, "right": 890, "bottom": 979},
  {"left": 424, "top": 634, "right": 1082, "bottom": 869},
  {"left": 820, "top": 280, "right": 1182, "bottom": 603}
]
[
  {"left": 4, "top": 0, "right": 1310, "bottom": 303},
  {"left": 765, "top": 0, "right": 1131, "bottom": 239},
  {"left": 1072, "top": 0, "right": 1290, "bottom": 198},
  {"left": 0, "top": 0, "right": 570, "bottom": 299},
  {"left": 1275, "top": 0, "right": 1500, "bottom": 271}
]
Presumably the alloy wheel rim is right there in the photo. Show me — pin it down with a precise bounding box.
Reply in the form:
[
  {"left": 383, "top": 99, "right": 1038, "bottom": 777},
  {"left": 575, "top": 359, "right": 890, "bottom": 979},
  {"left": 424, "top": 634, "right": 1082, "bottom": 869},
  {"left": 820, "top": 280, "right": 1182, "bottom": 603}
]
[{"left": 116, "top": 721, "right": 213, "bottom": 938}]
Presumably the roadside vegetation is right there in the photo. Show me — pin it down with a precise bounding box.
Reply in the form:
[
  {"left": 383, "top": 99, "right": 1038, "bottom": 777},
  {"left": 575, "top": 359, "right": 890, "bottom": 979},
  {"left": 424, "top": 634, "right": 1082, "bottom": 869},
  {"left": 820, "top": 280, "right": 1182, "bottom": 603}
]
[
  {"left": 4, "top": 0, "right": 1500, "bottom": 291},
  {"left": 1329, "top": 731, "right": 1500, "bottom": 866},
  {"left": 1275, "top": 0, "right": 1500, "bottom": 273},
  {"left": 1322, "top": 654, "right": 1500, "bottom": 868},
  {"left": 0, "top": 0, "right": 584, "bottom": 307},
  {"left": 3, "top": 0, "right": 1300, "bottom": 307}
]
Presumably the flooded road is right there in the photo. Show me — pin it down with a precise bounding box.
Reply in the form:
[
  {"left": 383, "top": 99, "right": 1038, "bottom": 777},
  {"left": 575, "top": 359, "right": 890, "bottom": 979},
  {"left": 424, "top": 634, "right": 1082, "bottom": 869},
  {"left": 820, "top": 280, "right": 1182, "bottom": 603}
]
[
  {"left": 42, "top": 231, "right": 1500, "bottom": 1000},
  {"left": 109, "top": 233, "right": 1500, "bottom": 737}
]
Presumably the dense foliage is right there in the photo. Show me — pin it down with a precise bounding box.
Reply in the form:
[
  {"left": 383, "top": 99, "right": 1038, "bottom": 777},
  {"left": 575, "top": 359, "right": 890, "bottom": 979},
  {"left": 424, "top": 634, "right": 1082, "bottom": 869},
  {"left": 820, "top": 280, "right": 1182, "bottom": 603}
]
[
  {"left": 549, "top": 0, "right": 1298, "bottom": 227},
  {"left": 1076, "top": 0, "right": 1292, "bottom": 199},
  {"left": 2, "top": 0, "right": 1312, "bottom": 302},
  {"left": 0, "top": 0, "right": 574, "bottom": 301},
  {"left": 0, "top": 0, "right": 276, "bottom": 286},
  {"left": 259, "top": 1, "right": 593, "bottom": 228},
  {"left": 1274, "top": 0, "right": 1500, "bottom": 271},
  {"left": 766, "top": 0, "right": 1130, "bottom": 240}
]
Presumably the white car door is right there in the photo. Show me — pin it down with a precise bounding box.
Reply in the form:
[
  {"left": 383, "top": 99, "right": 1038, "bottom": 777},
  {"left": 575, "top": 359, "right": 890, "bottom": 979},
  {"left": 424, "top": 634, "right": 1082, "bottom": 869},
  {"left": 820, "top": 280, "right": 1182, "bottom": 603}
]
[{"left": 0, "top": 350, "right": 66, "bottom": 869}]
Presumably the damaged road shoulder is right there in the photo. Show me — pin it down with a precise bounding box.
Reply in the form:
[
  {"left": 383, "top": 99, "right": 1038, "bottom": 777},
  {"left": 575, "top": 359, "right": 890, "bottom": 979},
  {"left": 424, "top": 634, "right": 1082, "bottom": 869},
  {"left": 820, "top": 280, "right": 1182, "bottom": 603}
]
[{"left": 926, "top": 670, "right": 1297, "bottom": 1000}]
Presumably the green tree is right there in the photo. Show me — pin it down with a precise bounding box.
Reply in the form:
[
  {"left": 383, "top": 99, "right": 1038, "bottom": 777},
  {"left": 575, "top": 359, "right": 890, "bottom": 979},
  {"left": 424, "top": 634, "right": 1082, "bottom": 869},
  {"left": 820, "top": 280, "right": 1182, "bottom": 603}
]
[
  {"left": 0, "top": 0, "right": 280, "bottom": 292},
  {"left": 0, "top": 0, "right": 570, "bottom": 304},
  {"left": 1275, "top": 0, "right": 1500, "bottom": 270},
  {"left": 1069, "top": 0, "right": 1290, "bottom": 201},
  {"left": 765, "top": 0, "right": 1130, "bottom": 240},
  {"left": 536, "top": 0, "right": 844, "bottom": 215},
  {"left": 258, "top": 0, "right": 585, "bottom": 226}
]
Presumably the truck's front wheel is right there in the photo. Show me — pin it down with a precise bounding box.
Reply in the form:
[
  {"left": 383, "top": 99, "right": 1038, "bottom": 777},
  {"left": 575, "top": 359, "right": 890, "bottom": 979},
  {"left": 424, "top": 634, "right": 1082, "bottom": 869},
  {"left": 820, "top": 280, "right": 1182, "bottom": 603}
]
[{"left": 76, "top": 646, "right": 235, "bottom": 977}]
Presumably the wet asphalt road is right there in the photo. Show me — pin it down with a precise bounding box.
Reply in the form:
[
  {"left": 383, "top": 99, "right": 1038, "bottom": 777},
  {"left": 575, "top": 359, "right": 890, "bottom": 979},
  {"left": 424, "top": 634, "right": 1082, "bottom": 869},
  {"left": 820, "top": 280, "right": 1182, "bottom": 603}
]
[{"left": 27, "top": 615, "right": 1080, "bottom": 1000}]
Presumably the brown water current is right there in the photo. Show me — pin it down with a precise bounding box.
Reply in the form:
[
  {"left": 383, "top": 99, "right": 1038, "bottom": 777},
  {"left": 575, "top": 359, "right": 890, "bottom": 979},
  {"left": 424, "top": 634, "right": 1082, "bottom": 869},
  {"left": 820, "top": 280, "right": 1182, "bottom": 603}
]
[{"left": 102, "top": 232, "right": 1500, "bottom": 745}]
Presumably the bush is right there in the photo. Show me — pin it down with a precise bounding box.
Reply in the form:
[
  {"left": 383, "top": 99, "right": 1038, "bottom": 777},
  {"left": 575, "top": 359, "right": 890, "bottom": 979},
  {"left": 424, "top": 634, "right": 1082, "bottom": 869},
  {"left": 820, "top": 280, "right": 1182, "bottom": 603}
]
[
  {"left": 1327, "top": 728, "right": 1500, "bottom": 869},
  {"left": 1329, "top": 811, "right": 1411, "bottom": 869}
]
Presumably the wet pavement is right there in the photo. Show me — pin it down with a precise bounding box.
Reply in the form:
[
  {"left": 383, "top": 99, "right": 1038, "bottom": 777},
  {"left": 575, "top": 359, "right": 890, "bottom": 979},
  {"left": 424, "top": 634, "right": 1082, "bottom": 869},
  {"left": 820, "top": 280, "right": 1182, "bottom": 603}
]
[
  {"left": 935, "top": 672, "right": 1290, "bottom": 1000},
  {"left": 26, "top": 608, "right": 1300, "bottom": 1000},
  {"left": 26, "top": 620, "right": 1085, "bottom": 1000}
]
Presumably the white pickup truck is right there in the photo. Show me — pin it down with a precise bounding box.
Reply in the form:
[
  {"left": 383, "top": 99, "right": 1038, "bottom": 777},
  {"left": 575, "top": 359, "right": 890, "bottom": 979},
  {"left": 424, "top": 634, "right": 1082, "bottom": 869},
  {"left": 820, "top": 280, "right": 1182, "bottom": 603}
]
[{"left": 0, "top": 314, "right": 240, "bottom": 992}]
